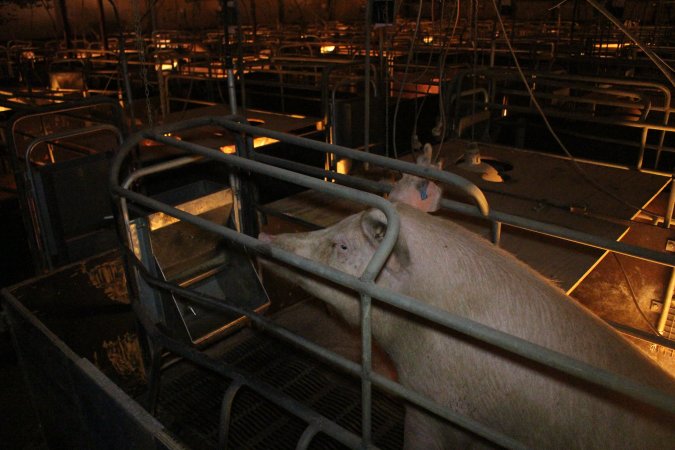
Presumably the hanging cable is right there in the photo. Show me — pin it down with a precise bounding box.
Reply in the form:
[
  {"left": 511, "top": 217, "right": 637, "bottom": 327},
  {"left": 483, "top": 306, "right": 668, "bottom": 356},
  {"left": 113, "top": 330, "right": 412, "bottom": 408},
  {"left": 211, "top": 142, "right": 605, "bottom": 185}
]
[
  {"left": 432, "top": 0, "right": 461, "bottom": 165},
  {"left": 132, "top": 0, "right": 154, "bottom": 127},
  {"left": 391, "top": 0, "right": 425, "bottom": 159},
  {"left": 489, "top": 0, "right": 661, "bottom": 220},
  {"left": 410, "top": 0, "right": 458, "bottom": 156},
  {"left": 613, "top": 253, "right": 661, "bottom": 335}
]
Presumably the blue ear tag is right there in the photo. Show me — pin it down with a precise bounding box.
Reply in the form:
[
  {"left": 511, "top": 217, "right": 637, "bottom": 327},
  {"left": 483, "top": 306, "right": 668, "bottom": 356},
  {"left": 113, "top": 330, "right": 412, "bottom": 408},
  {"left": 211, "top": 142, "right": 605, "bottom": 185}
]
[{"left": 419, "top": 184, "right": 428, "bottom": 200}]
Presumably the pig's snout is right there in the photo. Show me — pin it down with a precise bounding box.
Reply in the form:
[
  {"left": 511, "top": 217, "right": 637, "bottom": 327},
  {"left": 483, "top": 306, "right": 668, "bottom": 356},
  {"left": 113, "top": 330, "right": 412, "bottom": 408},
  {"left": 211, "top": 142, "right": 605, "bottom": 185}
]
[{"left": 258, "top": 232, "right": 273, "bottom": 243}]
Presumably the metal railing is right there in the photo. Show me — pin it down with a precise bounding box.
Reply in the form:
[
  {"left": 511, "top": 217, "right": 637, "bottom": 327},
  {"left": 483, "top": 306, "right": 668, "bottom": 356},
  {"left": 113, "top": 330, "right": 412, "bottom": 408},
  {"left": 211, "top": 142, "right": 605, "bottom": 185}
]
[
  {"left": 445, "top": 68, "right": 675, "bottom": 172},
  {"left": 111, "top": 116, "right": 675, "bottom": 449}
]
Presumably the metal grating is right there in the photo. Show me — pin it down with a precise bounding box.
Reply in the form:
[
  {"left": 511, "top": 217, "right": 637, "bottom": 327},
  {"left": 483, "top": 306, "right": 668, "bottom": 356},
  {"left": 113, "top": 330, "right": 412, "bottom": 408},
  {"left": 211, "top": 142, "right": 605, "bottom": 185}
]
[
  {"left": 661, "top": 300, "right": 675, "bottom": 357},
  {"left": 156, "top": 333, "right": 404, "bottom": 449}
]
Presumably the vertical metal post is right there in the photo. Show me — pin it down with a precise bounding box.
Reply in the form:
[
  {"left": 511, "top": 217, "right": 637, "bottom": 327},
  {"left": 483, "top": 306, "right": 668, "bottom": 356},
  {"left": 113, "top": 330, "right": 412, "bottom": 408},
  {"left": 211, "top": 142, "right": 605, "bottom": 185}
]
[
  {"left": 364, "top": 0, "right": 373, "bottom": 170},
  {"left": 359, "top": 293, "right": 373, "bottom": 448},
  {"left": 277, "top": 0, "right": 285, "bottom": 29},
  {"left": 637, "top": 127, "right": 648, "bottom": 170},
  {"left": 250, "top": 0, "right": 258, "bottom": 41},
  {"left": 147, "top": 0, "right": 157, "bottom": 34},
  {"left": 56, "top": 0, "right": 73, "bottom": 52},
  {"left": 222, "top": 0, "right": 238, "bottom": 115},
  {"left": 656, "top": 176, "right": 675, "bottom": 336},
  {"left": 665, "top": 175, "right": 675, "bottom": 229},
  {"left": 491, "top": 220, "right": 502, "bottom": 246},
  {"left": 96, "top": 0, "right": 109, "bottom": 50},
  {"left": 657, "top": 269, "right": 675, "bottom": 335}
]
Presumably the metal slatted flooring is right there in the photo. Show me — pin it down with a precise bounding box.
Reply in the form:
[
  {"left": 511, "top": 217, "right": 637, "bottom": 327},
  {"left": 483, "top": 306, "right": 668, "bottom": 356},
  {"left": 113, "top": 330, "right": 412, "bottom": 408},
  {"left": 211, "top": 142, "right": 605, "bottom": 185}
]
[{"left": 156, "top": 334, "right": 404, "bottom": 449}]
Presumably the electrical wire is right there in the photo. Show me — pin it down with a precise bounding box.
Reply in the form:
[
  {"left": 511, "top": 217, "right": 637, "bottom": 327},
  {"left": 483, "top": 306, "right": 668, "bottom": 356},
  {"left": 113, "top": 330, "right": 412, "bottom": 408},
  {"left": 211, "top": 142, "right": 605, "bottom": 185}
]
[
  {"left": 411, "top": 0, "right": 460, "bottom": 155},
  {"left": 432, "top": 0, "right": 462, "bottom": 165},
  {"left": 613, "top": 253, "right": 660, "bottom": 335},
  {"left": 584, "top": 0, "right": 675, "bottom": 89},
  {"left": 391, "top": 0, "right": 425, "bottom": 159},
  {"left": 489, "top": 0, "right": 662, "bottom": 220}
]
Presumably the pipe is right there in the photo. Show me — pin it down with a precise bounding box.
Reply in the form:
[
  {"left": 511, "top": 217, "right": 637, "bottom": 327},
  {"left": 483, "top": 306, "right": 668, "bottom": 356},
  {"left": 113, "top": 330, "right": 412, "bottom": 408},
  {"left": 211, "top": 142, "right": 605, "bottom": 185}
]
[
  {"left": 364, "top": 0, "right": 373, "bottom": 170},
  {"left": 96, "top": 0, "right": 108, "bottom": 51},
  {"left": 664, "top": 175, "right": 675, "bottom": 229},
  {"left": 657, "top": 268, "right": 675, "bottom": 335}
]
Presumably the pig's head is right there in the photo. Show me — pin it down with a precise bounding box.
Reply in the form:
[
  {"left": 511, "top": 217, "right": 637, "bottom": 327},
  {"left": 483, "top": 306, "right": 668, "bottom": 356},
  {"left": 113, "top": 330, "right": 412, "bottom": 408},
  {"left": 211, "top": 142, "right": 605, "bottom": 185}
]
[
  {"left": 388, "top": 143, "right": 443, "bottom": 213},
  {"left": 258, "top": 207, "right": 411, "bottom": 327}
]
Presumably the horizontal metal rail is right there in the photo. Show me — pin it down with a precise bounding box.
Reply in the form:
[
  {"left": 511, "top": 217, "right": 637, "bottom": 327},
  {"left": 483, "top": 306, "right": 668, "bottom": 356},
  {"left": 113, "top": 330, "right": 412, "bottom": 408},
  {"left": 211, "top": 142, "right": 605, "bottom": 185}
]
[
  {"left": 130, "top": 115, "right": 490, "bottom": 216},
  {"left": 110, "top": 139, "right": 525, "bottom": 447},
  {"left": 252, "top": 152, "right": 675, "bottom": 268}
]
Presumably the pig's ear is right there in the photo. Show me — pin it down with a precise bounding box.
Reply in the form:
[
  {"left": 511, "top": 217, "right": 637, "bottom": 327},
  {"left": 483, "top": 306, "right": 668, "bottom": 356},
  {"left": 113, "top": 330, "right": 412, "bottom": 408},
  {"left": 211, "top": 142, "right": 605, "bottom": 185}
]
[
  {"left": 360, "top": 209, "right": 411, "bottom": 272},
  {"left": 416, "top": 143, "right": 433, "bottom": 166}
]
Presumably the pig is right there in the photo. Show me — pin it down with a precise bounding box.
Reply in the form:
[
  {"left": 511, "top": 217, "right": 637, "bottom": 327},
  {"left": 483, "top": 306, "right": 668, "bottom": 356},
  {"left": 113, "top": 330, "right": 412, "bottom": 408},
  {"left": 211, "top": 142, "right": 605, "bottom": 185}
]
[
  {"left": 388, "top": 143, "right": 443, "bottom": 213},
  {"left": 259, "top": 198, "right": 675, "bottom": 449}
]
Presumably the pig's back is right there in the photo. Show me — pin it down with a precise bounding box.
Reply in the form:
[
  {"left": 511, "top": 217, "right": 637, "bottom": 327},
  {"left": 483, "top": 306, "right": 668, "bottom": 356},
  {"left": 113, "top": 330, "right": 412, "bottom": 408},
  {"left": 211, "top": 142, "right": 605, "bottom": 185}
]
[{"left": 394, "top": 203, "right": 675, "bottom": 390}]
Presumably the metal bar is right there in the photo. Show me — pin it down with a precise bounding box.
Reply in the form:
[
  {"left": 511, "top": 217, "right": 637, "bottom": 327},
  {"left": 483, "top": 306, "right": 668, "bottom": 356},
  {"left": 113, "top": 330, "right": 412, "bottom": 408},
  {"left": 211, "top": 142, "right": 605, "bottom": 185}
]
[
  {"left": 111, "top": 131, "right": 401, "bottom": 286},
  {"left": 360, "top": 293, "right": 373, "bottom": 447},
  {"left": 116, "top": 115, "right": 487, "bottom": 218},
  {"left": 657, "top": 268, "right": 675, "bottom": 335},
  {"left": 207, "top": 117, "right": 489, "bottom": 216},
  {"left": 132, "top": 298, "right": 376, "bottom": 450},
  {"left": 111, "top": 159, "right": 675, "bottom": 419},
  {"left": 491, "top": 220, "right": 502, "bottom": 246},
  {"left": 665, "top": 175, "right": 675, "bottom": 229},
  {"left": 122, "top": 246, "right": 527, "bottom": 449},
  {"left": 609, "top": 321, "right": 675, "bottom": 351},
  {"left": 295, "top": 424, "right": 319, "bottom": 450},
  {"left": 254, "top": 151, "right": 674, "bottom": 269},
  {"left": 110, "top": 124, "right": 675, "bottom": 449},
  {"left": 440, "top": 197, "right": 675, "bottom": 267},
  {"left": 364, "top": 0, "right": 372, "bottom": 168},
  {"left": 22, "top": 124, "right": 123, "bottom": 271},
  {"left": 637, "top": 127, "right": 649, "bottom": 170},
  {"left": 218, "top": 379, "right": 244, "bottom": 449}
]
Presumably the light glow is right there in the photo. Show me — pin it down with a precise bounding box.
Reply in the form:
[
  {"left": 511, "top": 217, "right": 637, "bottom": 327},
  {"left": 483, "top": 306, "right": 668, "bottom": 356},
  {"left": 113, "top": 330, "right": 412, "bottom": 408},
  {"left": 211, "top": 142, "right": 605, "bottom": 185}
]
[
  {"left": 336, "top": 158, "right": 351, "bottom": 175},
  {"left": 219, "top": 136, "right": 279, "bottom": 154},
  {"left": 320, "top": 45, "right": 336, "bottom": 54},
  {"left": 594, "top": 42, "right": 624, "bottom": 50}
]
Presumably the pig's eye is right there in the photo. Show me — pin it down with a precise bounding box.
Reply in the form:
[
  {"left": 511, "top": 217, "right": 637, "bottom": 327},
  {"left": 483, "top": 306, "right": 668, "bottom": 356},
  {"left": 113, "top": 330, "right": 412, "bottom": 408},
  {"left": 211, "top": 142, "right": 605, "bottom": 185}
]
[{"left": 333, "top": 242, "right": 348, "bottom": 252}]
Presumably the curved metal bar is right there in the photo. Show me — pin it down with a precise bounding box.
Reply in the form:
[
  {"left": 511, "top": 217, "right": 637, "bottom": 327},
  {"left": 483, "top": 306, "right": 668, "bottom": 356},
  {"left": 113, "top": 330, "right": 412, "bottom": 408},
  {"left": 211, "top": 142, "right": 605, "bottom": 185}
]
[
  {"left": 23, "top": 124, "right": 123, "bottom": 270},
  {"left": 117, "top": 130, "right": 400, "bottom": 283},
  {"left": 128, "top": 293, "right": 375, "bottom": 450},
  {"left": 218, "top": 379, "right": 244, "bottom": 450},
  {"left": 110, "top": 115, "right": 489, "bottom": 216},
  {"left": 295, "top": 424, "right": 319, "bottom": 450},
  {"left": 114, "top": 184, "right": 675, "bottom": 439},
  {"left": 212, "top": 117, "right": 489, "bottom": 216},
  {"left": 254, "top": 151, "right": 673, "bottom": 268},
  {"left": 123, "top": 246, "right": 527, "bottom": 449}
]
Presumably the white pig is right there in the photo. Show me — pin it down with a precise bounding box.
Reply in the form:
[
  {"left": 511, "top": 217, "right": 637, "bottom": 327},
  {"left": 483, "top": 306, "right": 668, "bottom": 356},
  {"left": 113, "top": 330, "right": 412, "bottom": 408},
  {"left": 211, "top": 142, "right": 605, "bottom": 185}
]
[
  {"left": 388, "top": 143, "right": 443, "bottom": 213},
  {"left": 259, "top": 195, "right": 675, "bottom": 449}
]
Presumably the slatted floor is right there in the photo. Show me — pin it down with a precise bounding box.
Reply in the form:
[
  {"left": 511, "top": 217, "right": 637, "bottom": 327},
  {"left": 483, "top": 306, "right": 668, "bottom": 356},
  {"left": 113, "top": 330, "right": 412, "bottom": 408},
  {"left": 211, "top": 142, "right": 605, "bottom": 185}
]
[{"left": 156, "top": 333, "right": 404, "bottom": 449}]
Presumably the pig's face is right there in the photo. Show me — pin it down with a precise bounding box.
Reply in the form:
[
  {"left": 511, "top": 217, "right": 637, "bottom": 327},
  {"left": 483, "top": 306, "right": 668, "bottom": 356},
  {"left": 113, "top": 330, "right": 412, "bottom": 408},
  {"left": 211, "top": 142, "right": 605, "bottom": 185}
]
[{"left": 259, "top": 208, "right": 411, "bottom": 326}]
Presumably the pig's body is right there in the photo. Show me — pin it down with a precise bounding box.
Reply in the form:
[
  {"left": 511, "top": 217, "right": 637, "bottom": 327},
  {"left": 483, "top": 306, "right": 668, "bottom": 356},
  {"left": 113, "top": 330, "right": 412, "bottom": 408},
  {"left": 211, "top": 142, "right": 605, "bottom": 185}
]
[{"left": 260, "top": 203, "right": 675, "bottom": 449}]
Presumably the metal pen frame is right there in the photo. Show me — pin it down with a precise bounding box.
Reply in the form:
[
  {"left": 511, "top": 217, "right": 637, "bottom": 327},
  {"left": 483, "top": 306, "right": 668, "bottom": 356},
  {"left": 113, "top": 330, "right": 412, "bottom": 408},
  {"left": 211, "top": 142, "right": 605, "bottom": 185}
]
[{"left": 111, "top": 117, "right": 675, "bottom": 449}]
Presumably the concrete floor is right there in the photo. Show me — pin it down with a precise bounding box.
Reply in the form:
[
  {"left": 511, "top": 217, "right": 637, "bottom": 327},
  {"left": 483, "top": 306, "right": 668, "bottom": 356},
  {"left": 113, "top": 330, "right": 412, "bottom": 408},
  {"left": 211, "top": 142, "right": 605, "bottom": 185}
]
[{"left": 571, "top": 187, "right": 675, "bottom": 376}]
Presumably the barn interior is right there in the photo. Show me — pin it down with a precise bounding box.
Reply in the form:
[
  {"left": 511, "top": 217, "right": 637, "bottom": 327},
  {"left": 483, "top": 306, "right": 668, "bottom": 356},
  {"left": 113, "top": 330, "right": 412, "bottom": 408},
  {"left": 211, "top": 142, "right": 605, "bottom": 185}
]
[{"left": 0, "top": 0, "right": 674, "bottom": 448}]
